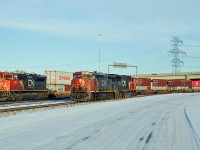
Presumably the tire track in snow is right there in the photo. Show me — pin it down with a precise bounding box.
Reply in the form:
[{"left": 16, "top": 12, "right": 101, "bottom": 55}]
[{"left": 184, "top": 108, "right": 200, "bottom": 150}]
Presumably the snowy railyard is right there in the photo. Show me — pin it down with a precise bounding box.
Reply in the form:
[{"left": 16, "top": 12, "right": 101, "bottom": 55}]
[{"left": 0, "top": 93, "right": 200, "bottom": 150}]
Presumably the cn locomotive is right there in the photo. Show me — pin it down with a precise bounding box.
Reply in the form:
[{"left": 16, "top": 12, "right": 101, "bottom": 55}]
[
  {"left": 70, "top": 71, "right": 136, "bottom": 101},
  {"left": 70, "top": 71, "right": 196, "bottom": 102},
  {"left": 0, "top": 71, "right": 48, "bottom": 101}
]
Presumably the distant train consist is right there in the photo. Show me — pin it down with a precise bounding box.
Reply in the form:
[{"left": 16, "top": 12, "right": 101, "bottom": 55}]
[
  {"left": 70, "top": 71, "right": 200, "bottom": 102},
  {"left": 0, "top": 70, "right": 200, "bottom": 102}
]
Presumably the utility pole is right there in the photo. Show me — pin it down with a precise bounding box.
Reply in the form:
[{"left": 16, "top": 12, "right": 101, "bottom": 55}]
[
  {"left": 168, "top": 36, "right": 186, "bottom": 74},
  {"left": 98, "top": 34, "right": 101, "bottom": 72}
]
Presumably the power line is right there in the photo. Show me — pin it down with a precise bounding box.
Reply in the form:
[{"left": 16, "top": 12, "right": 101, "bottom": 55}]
[
  {"left": 183, "top": 45, "right": 200, "bottom": 47},
  {"left": 0, "top": 46, "right": 170, "bottom": 70},
  {"left": 184, "top": 66, "right": 200, "bottom": 69}
]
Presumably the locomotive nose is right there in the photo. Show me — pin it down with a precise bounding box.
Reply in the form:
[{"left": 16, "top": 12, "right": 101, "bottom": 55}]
[
  {"left": 72, "top": 78, "right": 86, "bottom": 91},
  {"left": 73, "top": 78, "right": 85, "bottom": 85}
]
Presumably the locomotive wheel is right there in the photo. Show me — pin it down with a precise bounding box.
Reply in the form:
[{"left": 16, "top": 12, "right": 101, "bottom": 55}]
[
  {"left": 15, "top": 93, "right": 23, "bottom": 101},
  {"left": 114, "top": 91, "right": 119, "bottom": 99},
  {"left": 9, "top": 95, "right": 15, "bottom": 101}
]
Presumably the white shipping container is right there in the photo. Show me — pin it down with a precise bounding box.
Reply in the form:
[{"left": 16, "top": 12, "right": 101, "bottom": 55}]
[
  {"left": 176, "top": 86, "right": 190, "bottom": 90},
  {"left": 136, "top": 86, "right": 147, "bottom": 90},
  {"left": 152, "top": 86, "right": 167, "bottom": 91},
  {"left": 45, "top": 71, "right": 73, "bottom": 85},
  {"left": 151, "top": 83, "right": 167, "bottom": 91},
  {"left": 193, "top": 87, "right": 200, "bottom": 90},
  {"left": 168, "top": 86, "right": 181, "bottom": 91},
  {"left": 176, "top": 86, "right": 191, "bottom": 90},
  {"left": 47, "top": 84, "right": 65, "bottom": 92}
]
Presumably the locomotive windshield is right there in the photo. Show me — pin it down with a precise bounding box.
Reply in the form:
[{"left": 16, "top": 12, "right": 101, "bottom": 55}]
[
  {"left": 5, "top": 74, "right": 13, "bottom": 80},
  {"left": 73, "top": 74, "right": 82, "bottom": 78},
  {"left": 73, "top": 73, "right": 92, "bottom": 79},
  {"left": 82, "top": 74, "right": 92, "bottom": 79}
]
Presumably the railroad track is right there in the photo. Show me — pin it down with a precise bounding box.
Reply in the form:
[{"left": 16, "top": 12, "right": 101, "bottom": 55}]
[
  {"left": 0, "top": 102, "right": 77, "bottom": 117},
  {"left": 0, "top": 95, "right": 148, "bottom": 117},
  {"left": 0, "top": 99, "right": 51, "bottom": 106}
]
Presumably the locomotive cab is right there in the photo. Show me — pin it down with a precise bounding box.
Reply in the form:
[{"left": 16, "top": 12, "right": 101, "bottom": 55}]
[
  {"left": 71, "top": 71, "right": 92, "bottom": 92},
  {"left": 0, "top": 72, "right": 12, "bottom": 91},
  {"left": 0, "top": 72, "right": 24, "bottom": 91}
]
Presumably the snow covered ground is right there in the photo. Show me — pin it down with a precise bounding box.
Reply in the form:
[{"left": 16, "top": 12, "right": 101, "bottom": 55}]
[{"left": 0, "top": 93, "right": 200, "bottom": 150}]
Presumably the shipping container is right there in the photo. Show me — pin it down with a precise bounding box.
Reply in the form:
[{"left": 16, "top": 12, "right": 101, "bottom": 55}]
[
  {"left": 136, "top": 78, "right": 151, "bottom": 86},
  {"left": 47, "top": 84, "right": 65, "bottom": 92},
  {"left": 176, "top": 86, "right": 189, "bottom": 90},
  {"left": 45, "top": 71, "right": 73, "bottom": 85},
  {"left": 167, "top": 80, "right": 181, "bottom": 86},
  {"left": 151, "top": 79, "right": 167, "bottom": 91},
  {"left": 45, "top": 71, "right": 72, "bottom": 98},
  {"left": 47, "top": 84, "right": 70, "bottom": 98},
  {"left": 193, "top": 87, "right": 200, "bottom": 90},
  {"left": 186, "top": 80, "right": 192, "bottom": 87},
  {"left": 136, "top": 86, "right": 151, "bottom": 90},
  {"left": 151, "top": 86, "right": 167, "bottom": 91},
  {"left": 45, "top": 70, "right": 73, "bottom": 91},
  {"left": 152, "top": 79, "right": 167, "bottom": 86},
  {"left": 168, "top": 86, "right": 178, "bottom": 91},
  {"left": 192, "top": 80, "right": 200, "bottom": 87}
]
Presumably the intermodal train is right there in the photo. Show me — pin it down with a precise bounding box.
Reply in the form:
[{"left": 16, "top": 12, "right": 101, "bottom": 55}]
[
  {"left": 1, "top": 70, "right": 200, "bottom": 102},
  {"left": 70, "top": 71, "right": 200, "bottom": 102}
]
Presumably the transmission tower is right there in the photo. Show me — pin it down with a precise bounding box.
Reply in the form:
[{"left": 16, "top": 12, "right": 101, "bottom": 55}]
[{"left": 168, "top": 36, "right": 186, "bottom": 74}]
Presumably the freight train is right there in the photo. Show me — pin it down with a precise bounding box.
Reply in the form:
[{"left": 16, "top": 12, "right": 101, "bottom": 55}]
[
  {"left": 70, "top": 71, "right": 199, "bottom": 102},
  {"left": 1, "top": 70, "right": 200, "bottom": 102}
]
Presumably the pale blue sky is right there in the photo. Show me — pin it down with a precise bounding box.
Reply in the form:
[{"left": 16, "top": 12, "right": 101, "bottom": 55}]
[{"left": 0, "top": 0, "right": 200, "bottom": 75}]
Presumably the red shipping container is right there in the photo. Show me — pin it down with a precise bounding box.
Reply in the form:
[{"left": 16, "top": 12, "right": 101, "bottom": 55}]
[
  {"left": 136, "top": 78, "right": 151, "bottom": 86},
  {"left": 168, "top": 80, "right": 181, "bottom": 86},
  {"left": 192, "top": 80, "right": 200, "bottom": 87},
  {"left": 186, "top": 80, "right": 192, "bottom": 87},
  {"left": 152, "top": 79, "right": 166, "bottom": 87},
  {"left": 180, "top": 80, "right": 186, "bottom": 86},
  {"left": 174, "top": 80, "right": 181, "bottom": 86}
]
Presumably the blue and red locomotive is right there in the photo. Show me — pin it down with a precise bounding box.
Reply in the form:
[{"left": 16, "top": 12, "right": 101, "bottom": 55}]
[
  {"left": 0, "top": 71, "right": 48, "bottom": 101},
  {"left": 70, "top": 71, "right": 136, "bottom": 101}
]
